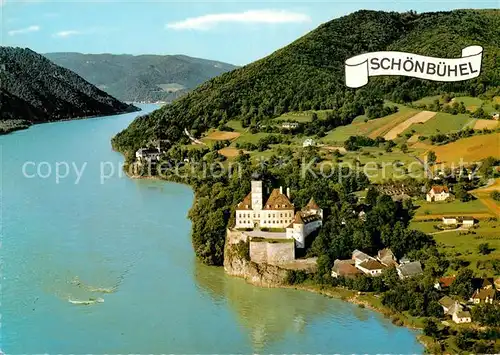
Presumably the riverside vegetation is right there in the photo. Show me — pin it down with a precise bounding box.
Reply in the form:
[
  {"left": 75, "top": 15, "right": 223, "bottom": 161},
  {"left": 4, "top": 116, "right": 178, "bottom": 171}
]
[{"left": 112, "top": 9, "right": 500, "bottom": 354}]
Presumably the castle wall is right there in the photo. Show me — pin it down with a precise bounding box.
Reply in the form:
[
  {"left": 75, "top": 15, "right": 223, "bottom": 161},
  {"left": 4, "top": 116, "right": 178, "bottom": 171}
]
[{"left": 249, "top": 240, "right": 295, "bottom": 265}]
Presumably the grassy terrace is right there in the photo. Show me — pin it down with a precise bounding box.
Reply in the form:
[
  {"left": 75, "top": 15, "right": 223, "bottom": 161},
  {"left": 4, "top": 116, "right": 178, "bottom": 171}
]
[
  {"left": 320, "top": 106, "right": 418, "bottom": 144},
  {"left": 410, "top": 220, "right": 500, "bottom": 275},
  {"left": 414, "top": 199, "right": 492, "bottom": 218},
  {"left": 401, "top": 112, "right": 473, "bottom": 136}
]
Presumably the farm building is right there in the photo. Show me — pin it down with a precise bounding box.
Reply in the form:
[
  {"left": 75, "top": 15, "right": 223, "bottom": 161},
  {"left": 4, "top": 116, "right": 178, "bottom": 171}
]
[{"left": 426, "top": 185, "right": 451, "bottom": 202}]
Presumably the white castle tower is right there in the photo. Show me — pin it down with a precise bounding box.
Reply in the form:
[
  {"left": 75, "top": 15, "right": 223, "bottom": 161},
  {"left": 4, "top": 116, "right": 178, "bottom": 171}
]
[{"left": 251, "top": 180, "right": 263, "bottom": 211}]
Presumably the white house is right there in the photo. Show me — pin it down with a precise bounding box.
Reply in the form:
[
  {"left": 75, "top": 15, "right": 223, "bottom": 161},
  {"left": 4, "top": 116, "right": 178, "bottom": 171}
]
[
  {"left": 356, "top": 259, "right": 385, "bottom": 276},
  {"left": 461, "top": 217, "right": 475, "bottom": 228},
  {"left": 282, "top": 122, "right": 299, "bottom": 129},
  {"left": 439, "top": 297, "right": 472, "bottom": 323},
  {"left": 303, "top": 138, "right": 315, "bottom": 148},
  {"left": 135, "top": 147, "right": 161, "bottom": 162},
  {"left": 492, "top": 112, "right": 499, "bottom": 120},
  {"left": 426, "top": 185, "right": 450, "bottom": 202},
  {"left": 452, "top": 310, "right": 472, "bottom": 324},
  {"left": 442, "top": 216, "right": 458, "bottom": 225}
]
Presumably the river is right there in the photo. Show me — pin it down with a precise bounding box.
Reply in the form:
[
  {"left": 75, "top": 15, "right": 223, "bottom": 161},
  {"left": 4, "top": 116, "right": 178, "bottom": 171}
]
[{"left": 0, "top": 104, "right": 423, "bottom": 353}]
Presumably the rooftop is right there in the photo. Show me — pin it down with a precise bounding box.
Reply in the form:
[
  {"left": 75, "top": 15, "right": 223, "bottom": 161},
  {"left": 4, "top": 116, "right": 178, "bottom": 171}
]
[
  {"left": 397, "top": 261, "right": 423, "bottom": 277},
  {"left": 358, "top": 259, "right": 385, "bottom": 270},
  {"left": 264, "top": 189, "right": 294, "bottom": 210}
]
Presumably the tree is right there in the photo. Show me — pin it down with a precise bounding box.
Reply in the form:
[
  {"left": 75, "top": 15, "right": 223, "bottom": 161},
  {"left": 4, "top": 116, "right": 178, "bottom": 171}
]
[
  {"left": 400, "top": 143, "right": 408, "bottom": 153},
  {"left": 449, "top": 268, "right": 474, "bottom": 299},
  {"left": 423, "top": 318, "right": 440, "bottom": 338},
  {"left": 478, "top": 243, "right": 491, "bottom": 255},
  {"left": 427, "top": 151, "right": 437, "bottom": 166},
  {"left": 365, "top": 186, "right": 379, "bottom": 206}
]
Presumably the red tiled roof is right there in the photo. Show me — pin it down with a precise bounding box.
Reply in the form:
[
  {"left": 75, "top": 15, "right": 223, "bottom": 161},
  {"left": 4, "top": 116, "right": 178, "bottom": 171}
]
[
  {"left": 439, "top": 276, "right": 456, "bottom": 288},
  {"left": 335, "top": 261, "right": 362, "bottom": 276},
  {"left": 293, "top": 211, "right": 304, "bottom": 224},
  {"left": 263, "top": 189, "right": 294, "bottom": 210},
  {"left": 431, "top": 185, "right": 449, "bottom": 193},
  {"left": 235, "top": 192, "right": 252, "bottom": 210},
  {"left": 306, "top": 197, "right": 319, "bottom": 210}
]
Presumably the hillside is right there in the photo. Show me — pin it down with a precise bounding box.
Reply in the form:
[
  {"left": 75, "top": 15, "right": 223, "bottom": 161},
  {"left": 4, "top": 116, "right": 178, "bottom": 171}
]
[
  {"left": 0, "top": 47, "right": 138, "bottom": 133},
  {"left": 45, "top": 52, "right": 238, "bottom": 102},
  {"left": 112, "top": 9, "right": 500, "bottom": 154}
]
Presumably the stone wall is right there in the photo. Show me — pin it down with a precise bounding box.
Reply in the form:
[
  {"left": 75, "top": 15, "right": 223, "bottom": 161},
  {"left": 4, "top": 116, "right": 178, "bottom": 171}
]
[{"left": 249, "top": 240, "right": 295, "bottom": 265}]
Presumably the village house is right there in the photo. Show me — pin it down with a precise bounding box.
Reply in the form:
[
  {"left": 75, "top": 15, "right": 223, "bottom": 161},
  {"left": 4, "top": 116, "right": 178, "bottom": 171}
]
[
  {"left": 352, "top": 249, "right": 375, "bottom": 266},
  {"left": 331, "top": 259, "right": 362, "bottom": 278},
  {"left": 439, "top": 296, "right": 456, "bottom": 314},
  {"left": 442, "top": 216, "right": 458, "bottom": 225},
  {"left": 470, "top": 288, "right": 496, "bottom": 304},
  {"left": 492, "top": 112, "right": 499, "bottom": 120},
  {"left": 302, "top": 138, "right": 315, "bottom": 148},
  {"left": 234, "top": 178, "right": 323, "bottom": 249},
  {"left": 434, "top": 276, "right": 456, "bottom": 291},
  {"left": 438, "top": 296, "right": 472, "bottom": 324},
  {"left": 135, "top": 147, "right": 161, "bottom": 162},
  {"left": 441, "top": 216, "right": 476, "bottom": 227},
  {"left": 426, "top": 185, "right": 451, "bottom": 202},
  {"left": 281, "top": 122, "right": 299, "bottom": 130},
  {"left": 396, "top": 261, "right": 423, "bottom": 279},
  {"left": 377, "top": 248, "right": 397, "bottom": 267},
  {"left": 357, "top": 259, "right": 386, "bottom": 276},
  {"left": 461, "top": 217, "right": 475, "bottom": 228}
]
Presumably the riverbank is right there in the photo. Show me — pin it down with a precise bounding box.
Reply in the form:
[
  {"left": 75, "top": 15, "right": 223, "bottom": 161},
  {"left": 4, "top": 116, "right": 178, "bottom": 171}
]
[
  {"left": 0, "top": 106, "right": 141, "bottom": 136},
  {"left": 222, "top": 240, "right": 436, "bottom": 352}
]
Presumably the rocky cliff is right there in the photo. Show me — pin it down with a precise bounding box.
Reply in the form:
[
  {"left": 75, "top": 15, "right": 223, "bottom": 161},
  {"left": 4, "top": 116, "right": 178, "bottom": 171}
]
[{"left": 223, "top": 230, "right": 290, "bottom": 287}]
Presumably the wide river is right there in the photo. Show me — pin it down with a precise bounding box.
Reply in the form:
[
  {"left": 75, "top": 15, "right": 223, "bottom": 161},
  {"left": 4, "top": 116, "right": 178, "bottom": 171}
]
[{"left": 1, "top": 104, "right": 422, "bottom": 354}]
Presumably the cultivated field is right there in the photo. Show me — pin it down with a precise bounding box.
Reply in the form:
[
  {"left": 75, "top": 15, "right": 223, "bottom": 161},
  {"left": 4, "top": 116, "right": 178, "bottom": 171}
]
[
  {"left": 402, "top": 112, "right": 473, "bottom": 137},
  {"left": 218, "top": 147, "right": 244, "bottom": 158},
  {"left": 473, "top": 119, "right": 499, "bottom": 130},
  {"left": 470, "top": 178, "right": 500, "bottom": 217},
  {"left": 425, "top": 133, "right": 500, "bottom": 166},
  {"left": 203, "top": 130, "right": 241, "bottom": 141},
  {"left": 384, "top": 111, "right": 436, "bottom": 140},
  {"left": 322, "top": 107, "right": 418, "bottom": 143}
]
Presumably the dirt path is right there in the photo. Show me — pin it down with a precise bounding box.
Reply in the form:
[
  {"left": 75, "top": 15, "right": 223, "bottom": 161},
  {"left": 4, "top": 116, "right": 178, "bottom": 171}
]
[{"left": 384, "top": 111, "right": 436, "bottom": 140}]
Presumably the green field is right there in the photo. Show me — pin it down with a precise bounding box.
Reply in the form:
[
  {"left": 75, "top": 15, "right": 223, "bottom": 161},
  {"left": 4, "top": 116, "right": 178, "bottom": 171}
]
[
  {"left": 414, "top": 199, "right": 491, "bottom": 217},
  {"left": 409, "top": 220, "right": 500, "bottom": 275},
  {"left": 339, "top": 147, "right": 425, "bottom": 182},
  {"left": 402, "top": 112, "right": 473, "bottom": 137},
  {"left": 453, "top": 96, "right": 498, "bottom": 114},
  {"left": 321, "top": 106, "right": 419, "bottom": 144},
  {"left": 412, "top": 95, "right": 442, "bottom": 106}
]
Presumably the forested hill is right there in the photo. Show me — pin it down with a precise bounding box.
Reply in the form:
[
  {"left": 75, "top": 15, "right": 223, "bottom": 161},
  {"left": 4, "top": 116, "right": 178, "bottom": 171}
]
[
  {"left": 112, "top": 9, "right": 500, "bottom": 154},
  {"left": 0, "top": 47, "right": 138, "bottom": 126},
  {"left": 45, "top": 52, "right": 238, "bottom": 102}
]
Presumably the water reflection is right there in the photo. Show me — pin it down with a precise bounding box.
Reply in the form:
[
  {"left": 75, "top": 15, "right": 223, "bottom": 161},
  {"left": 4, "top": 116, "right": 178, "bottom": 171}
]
[{"left": 195, "top": 262, "right": 338, "bottom": 350}]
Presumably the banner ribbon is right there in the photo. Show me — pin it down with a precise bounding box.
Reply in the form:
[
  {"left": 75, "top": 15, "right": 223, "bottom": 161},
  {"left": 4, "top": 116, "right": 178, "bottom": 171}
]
[{"left": 345, "top": 46, "right": 483, "bottom": 88}]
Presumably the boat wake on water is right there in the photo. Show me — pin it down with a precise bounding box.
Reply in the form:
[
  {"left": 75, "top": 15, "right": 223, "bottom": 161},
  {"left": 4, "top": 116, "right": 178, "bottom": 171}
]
[{"left": 68, "top": 297, "right": 104, "bottom": 306}]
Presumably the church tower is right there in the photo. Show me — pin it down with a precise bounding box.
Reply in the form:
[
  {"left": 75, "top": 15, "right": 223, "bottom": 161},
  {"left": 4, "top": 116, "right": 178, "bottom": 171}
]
[{"left": 251, "top": 180, "right": 263, "bottom": 211}]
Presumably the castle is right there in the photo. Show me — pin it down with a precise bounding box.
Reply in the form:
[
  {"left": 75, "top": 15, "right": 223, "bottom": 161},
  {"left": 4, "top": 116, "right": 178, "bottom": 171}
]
[{"left": 235, "top": 179, "right": 323, "bottom": 248}]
